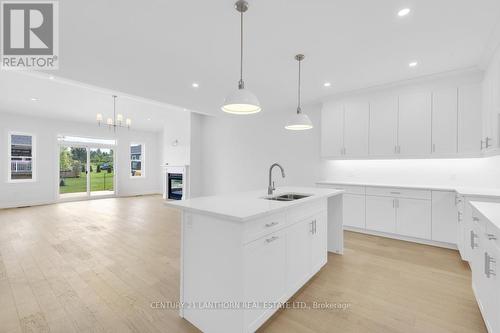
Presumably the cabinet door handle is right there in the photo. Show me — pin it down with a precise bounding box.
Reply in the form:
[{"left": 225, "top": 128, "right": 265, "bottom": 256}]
[
  {"left": 470, "top": 230, "right": 478, "bottom": 249},
  {"left": 265, "top": 222, "right": 278, "bottom": 228},
  {"left": 487, "top": 233, "right": 497, "bottom": 241},
  {"left": 432, "top": 143, "right": 436, "bottom": 153},
  {"left": 485, "top": 252, "right": 496, "bottom": 278},
  {"left": 394, "top": 145, "right": 397, "bottom": 154},
  {"left": 265, "top": 236, "right": 279, "bottom": 243},
  {"left": 481, "top": 139, "right": 485, "bottom": 150},
  {"left": 313, "top": 219, "right": 317, "bottom": 234},
  {"left": 486, "top": 137, "right": 492, "bottom": 148},
  {"left": 390, "top": 191, "right": 401, "bottom": 195},
  {"left": 392, "top": 199, "right": 395, "bottom": 208}
]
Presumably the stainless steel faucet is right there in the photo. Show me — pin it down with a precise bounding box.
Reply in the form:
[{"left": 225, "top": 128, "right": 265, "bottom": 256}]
[{"left": 268, "top": 163, "right": 285, "bottom": 195}]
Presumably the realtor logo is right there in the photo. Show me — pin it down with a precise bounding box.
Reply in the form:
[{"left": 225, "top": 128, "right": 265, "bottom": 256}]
[{"left": 1, "top": 1, "right": 59, "bottom": 69}]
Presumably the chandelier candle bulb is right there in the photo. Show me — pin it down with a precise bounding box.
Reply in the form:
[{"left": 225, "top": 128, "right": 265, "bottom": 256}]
[{"left": 107, "top": 118, "right": 113, "bottom": 126}]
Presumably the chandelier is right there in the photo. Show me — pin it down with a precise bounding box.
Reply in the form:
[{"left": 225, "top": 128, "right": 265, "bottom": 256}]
[{"left": 96, "top": 95, "right": 131, "bottom": 132}]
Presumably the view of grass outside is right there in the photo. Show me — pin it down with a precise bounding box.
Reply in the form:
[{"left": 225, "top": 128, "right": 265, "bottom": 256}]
[{"left": 59, "top": 147, "right": 114, "bottom": 194}]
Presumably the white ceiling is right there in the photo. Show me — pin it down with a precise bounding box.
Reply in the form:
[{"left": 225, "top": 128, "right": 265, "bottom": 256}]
[
  {"left": 3, "top": 0, "right": 500, "bottom": 123},
  {"left": 0, "top": 71, "right": 185, "bottom": 131}
]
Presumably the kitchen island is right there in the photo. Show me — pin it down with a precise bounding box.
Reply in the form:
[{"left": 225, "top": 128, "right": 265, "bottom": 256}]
[{"left": 165, "top": 186, "right": 344, "bottom": 333}]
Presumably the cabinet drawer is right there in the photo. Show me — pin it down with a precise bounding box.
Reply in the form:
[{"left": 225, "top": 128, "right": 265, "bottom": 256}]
[
  {"left": 319, "top": 184, "right": 365, "bottom": 195},
  {"left": 365, "top": 186, "right": 431, "bottom": 200},
  {"left": 287, "top": 199, "right": 326, "bottom": 226},
  {"left": 244, "top": 212, "right": 286, "bottom": 244}
]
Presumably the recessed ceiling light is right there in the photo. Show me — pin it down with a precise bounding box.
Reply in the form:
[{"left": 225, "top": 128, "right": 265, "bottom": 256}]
[
  {"left": 398, "top": 8, "right": 411, "bottom": 17},
  {"left": 192, "top": 82, "right": 199, "bottom": 88},
  {"left": 323, "top": 82, "right": 331, "bottom": 87},
  {"left": 30, "top": 97, "right": 39, "bottom": 101},
  {"left": 409, "top": 61, "right": 418, "bottom": 67},
  {"left": 48, "top": 75, "right": 55, "bottom": 80},
  {"left": 147, "top": 118, "right": 152, "bottom": 121}
]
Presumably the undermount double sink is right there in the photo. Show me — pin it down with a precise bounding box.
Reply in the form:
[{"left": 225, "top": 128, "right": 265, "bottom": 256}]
[{"left": 263, "top": 193, "right": 311, "bottom": 201}]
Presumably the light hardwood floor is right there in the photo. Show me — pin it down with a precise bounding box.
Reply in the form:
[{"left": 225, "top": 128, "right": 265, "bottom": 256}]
[{"left": 0, "top": 196, "right": 487, "bottom": 333}]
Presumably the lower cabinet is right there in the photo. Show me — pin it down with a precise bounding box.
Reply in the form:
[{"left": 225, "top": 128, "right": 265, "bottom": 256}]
[
  {"left": 343, "top": 194, "right": 366, "bottom": 228},
  {"left": 396, "top": 198, "right": 432, "bottom": 239},
  {"left": 321, "top": 184, "right": 458, "bottom": 248},
  {"left": 285, "top": 212, "right": 327, "bottom": 294},
  {"left": 244, "top": 230, "right": 287, "bottom": 328},
  {"left": 470, "top": 206, "right": 500, "bottom": 333},
  {"left": 431, "top": 191, "right": 458, "bottom": 244},
  {"left": 366, "top": 196, "right": 396, "bottom": 233},
  {"left": 244, "top": 210, "right": 327, "bottom": 331},
  {"left": 366, "top": 195, "right": 432, "bottom": 239}
]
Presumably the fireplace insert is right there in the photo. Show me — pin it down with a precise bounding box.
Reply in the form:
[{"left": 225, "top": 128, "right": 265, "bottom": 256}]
[{"left": 168, "top": 173, "right": 183, "bottom": 200}]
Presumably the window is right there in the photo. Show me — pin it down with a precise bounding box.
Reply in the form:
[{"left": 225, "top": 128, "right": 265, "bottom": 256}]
[
  {"left": 8, "top": 133, "right": 35, "bottom": 182},
  {"left": 130, "top": 143, "right": 144, "bottom": 177}
]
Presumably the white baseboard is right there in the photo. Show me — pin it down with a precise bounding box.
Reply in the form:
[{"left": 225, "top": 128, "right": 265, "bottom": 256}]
[{"left": 344, "top": 226, "right": 458, "bottom": 250}]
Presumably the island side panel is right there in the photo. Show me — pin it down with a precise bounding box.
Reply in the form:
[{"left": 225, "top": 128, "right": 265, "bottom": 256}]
[
  {"left": 181, "top": 211, "right": 245, "bottom": 333},
  {"left": 327, "top": 194, "right": 344, "bottom": 254}
]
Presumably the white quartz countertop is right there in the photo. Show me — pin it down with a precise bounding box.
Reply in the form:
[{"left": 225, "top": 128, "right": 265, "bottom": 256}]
[
  {"left": 316, "top": 181, "right": 500, "bottom": 198},
  {"left": 469, "top": 201, "right": 500, "bottom": 231},
  {"left": 165, "top": 186, "right": 343, "bottom": 221}
]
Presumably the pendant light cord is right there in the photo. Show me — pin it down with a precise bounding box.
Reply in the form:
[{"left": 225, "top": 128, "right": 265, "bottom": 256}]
[
  {"left": 239, "top": 11, "right": 244, "bottom": 89},
  {"left": 297, "top": 59, "right": 301, "bottom": 114}
]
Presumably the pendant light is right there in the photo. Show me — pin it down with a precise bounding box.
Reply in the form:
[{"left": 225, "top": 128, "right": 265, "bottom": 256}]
[
  {"left": 221, "top": 0, "right": 261, "bottom": 114},
  {"left": 285, "top": 54, "right": 313, "bottom": 130}
]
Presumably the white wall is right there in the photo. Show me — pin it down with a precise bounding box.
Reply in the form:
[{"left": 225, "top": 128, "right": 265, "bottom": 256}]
[
  {"left": 198, "top": 105, "right": 323, "bottom": 196},
  {"left": 162, "top": 109, "right": 191, "bottom": 166},
  {"left": 0, "top": 112, "right": 162, "bottom": 209}
]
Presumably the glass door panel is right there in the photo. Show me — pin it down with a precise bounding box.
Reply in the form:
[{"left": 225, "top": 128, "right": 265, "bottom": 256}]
[
  {"left": 89, "top": 147, "right": 115, "bottom": 196},
  {"left": 59, "top": 146, "right": 88, "bottom": 198}
]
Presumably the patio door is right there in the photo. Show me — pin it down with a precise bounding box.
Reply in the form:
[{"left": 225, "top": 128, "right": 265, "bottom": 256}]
[{"left": 59, "top": 144, "right": 115, "bottom": 200}]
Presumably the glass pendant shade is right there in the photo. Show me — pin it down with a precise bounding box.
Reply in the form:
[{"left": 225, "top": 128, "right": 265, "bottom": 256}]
[
  {"left": 285, "top": 112, "right": 313, "bottom": 130},
  {"left": 222, "top": 87, "right": 261, "bottom": 114}
]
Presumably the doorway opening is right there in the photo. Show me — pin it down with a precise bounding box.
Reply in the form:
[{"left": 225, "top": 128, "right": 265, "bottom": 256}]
[{"left": 58, "top": 136, "right": 116, "bottom": 200}]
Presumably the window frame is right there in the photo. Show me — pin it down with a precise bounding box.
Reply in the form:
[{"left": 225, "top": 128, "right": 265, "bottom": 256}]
[
  {"left": 129, "top": 142, "right": 145, "bottom": 179},
  {"left": 7, "top": 131, "right": 36, "bottom": 183}
]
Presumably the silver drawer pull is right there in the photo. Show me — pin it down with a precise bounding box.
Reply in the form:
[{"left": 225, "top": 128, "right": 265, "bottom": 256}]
[
  {"left": 265, "top": 222, "right": 279, "bottom": 228},
  {"left": 487, "top": 233, "right": 497, "bottom": 241},
  {"left": 470, "top": 230, "right": 478, "bottom": 249},
  {"left": 390, "top": 192, "right": 401, "bottom": 195},
  {"left": 265, "top": 236, "right": 279, "bottom": 243},
  {"left": 485, "top": 252, "right": 496, "bottom": 278}
]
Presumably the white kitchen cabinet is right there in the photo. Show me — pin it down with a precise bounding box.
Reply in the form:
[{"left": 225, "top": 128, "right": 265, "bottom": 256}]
[
  {"left": 321, "top": 101, "right": 344, "bottom": 157},
  {"left": 398, "top": 92, "right": 432, "bottom": 155},
  {"left": 286, "top": 218, "right": 313, "bottom": 294},
  {"left": 369, "top": 95, "right": 399, "bottom": 155},
  {"left": 343, "top": 194, "right": 366, "bottom": 229},
  {"left": 396, "top": 198, "right": 432, "bottom": 239},
  {"left": 481, "top": 62, "right": 500, "bottom": 153},
  {"left": 310, "top": 212, "right": 328, "bottom": 273},
  {"left": 366, "top": 195, "right": 396, "bottom": 233},
  {"left": 245, "top": 230, "right": 287, "bottom": 328},
  {"left": 431, "top": 191, "right": 458, "bottom": 244},
  {"left": 458, "top": 84, "right": 482, "bottom": 154},
  {"left": 344, "top": 102, "right": 369, "bottom": 156},
  {"left": 432, "top": 88, "right": 457, "bottom": 154}
]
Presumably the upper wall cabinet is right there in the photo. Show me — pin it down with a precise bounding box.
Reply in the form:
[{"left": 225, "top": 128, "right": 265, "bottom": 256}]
[
  {"left": 369, "top": 96, "right": 398, "bottom": 156},
  {"left": 321, "top": 78, "right": 483, "bottom": 159},
  {"left": 432, "top": 88, "right": 458, "bottom": 154},
  {"left": 321, "top": 101, "right": 344, "bottom": 157},
  {"left": 398, "top": 92, "right": 432, "bottom": 155},
  {"left": 343, "top": 102, "right": 369, "bottom": 156},
  {"left": 459, "top": 83, "right": 482, "bottom": 154}
]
